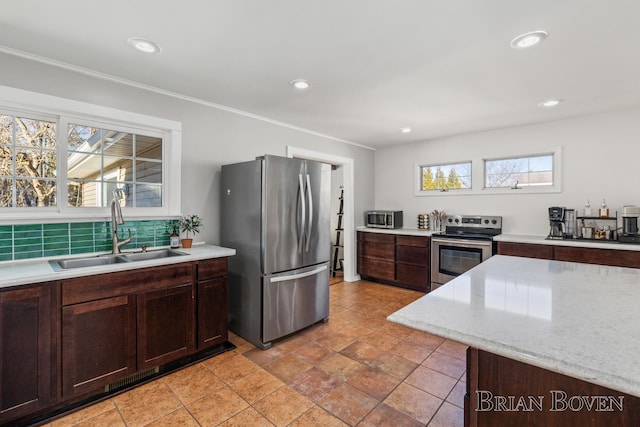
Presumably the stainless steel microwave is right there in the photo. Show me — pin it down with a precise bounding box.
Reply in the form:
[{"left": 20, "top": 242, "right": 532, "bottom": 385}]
[{"left": 365, "top": 211, "right": 403, "bottom": 229}]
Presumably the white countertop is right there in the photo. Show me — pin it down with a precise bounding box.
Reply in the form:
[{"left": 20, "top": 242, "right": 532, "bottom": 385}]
[
  {"left": 388, "top": 255, "right": 640, "bottom": 397},
  {"left": 495, "top": 233, "right": 640, "bottom": 251},
  {"left": 356, "top": 226, "right": 440, "bottom": 237},
  {"left": 0, "top": 244, "right": 236, "bottom": 289}
]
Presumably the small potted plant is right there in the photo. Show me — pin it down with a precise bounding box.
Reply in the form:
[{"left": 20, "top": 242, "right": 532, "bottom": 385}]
[{"left": 178, "top": 214, "right": 202, "bottom": 248}]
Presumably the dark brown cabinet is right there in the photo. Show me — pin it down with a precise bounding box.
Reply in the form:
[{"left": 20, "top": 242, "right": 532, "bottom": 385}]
[
  {"left": 357, "top": 231, "right": 430, "bottom": 292},
  {"left": 60, "top": 262, "right": 196, "bottom": 397},
  {"left": 497, "top": 242, "right": 554, "bottom": 260},
  {"left": 497, "top": 241, "right": 640, "bottom": 268},
  {"left": 61, "top": 295, "right": 136, "bottom": 397},
  {"left": 0, "top": 284, "right": 53, "bottom": 423},
  {"left": 137, "top": 283, "right": 194, "bottom": 369},
  {"left": 395, "top": 235, "right": 430, "bottom": 291},
  {"left": 196, "top": 258, "right": 228, "bottom": 350}
]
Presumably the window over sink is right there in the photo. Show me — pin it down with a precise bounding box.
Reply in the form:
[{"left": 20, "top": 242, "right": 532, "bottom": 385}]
[{"left": 0, "top": 86, "right": 181, "bottom": 222}]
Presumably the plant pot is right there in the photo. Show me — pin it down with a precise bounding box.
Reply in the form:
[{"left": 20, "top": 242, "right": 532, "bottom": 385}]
[{"left": 181, "top": 238, "right": 193, "bottom": 249}]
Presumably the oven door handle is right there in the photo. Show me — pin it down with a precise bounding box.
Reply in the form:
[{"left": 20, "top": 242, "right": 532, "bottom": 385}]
[{"left": 431, "top": 237, "right": 493, "bottom": 247}]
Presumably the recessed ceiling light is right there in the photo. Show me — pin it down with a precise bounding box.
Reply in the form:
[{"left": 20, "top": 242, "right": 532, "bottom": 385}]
[
  {"left": 510, "top": 31, "right": 549, "bottom": 49},
  {"left": 127, "top": 37, "right": 161, "bottom": 54},
  {"left": 538, "top": 98, "right": 563, "bottom": 108},
  {"left": 289, "top": 79, "right": 311, "bottom": 90},
  {"left": 400, "top": 127, "right": 412, "bottom": 134}
]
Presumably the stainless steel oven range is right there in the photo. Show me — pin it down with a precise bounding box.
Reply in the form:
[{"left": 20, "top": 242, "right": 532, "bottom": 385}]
[{"left": 431, "top": 215, "right": 502, "bottom": 291}]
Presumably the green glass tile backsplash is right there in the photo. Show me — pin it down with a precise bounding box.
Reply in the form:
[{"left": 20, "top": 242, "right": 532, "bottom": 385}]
[{"left": 0, "top": 219, "right": 178, "bottom": 262}]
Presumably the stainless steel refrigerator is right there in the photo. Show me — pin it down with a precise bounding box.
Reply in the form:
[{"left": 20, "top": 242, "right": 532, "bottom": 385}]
[{"left": 221, "top": 155, "right": 331, "bottom": 349}]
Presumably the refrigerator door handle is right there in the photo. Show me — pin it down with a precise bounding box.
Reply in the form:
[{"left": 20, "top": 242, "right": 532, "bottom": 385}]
[
  {"left": 298, "top": 173, "right": 306, "bottom": 253},
  {"left": 269, "top": 265, "right": 328, "bottom": 283},
  {"left": 305, "top": 173, "right": 313, "bottom": 252}
]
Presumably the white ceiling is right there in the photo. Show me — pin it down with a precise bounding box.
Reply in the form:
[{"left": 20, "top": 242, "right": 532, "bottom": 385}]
[{"left": 2, "top": 1, "right": 640, "bottom": 149}]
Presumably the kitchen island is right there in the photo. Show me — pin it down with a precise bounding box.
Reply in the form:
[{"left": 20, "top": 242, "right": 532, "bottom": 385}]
[{"left": 388, "top": 255, "right": 640, "bottom": 426}]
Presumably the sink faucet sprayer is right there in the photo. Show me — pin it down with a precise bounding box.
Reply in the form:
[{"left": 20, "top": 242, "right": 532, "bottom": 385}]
[{"left": 111, "top": 189, "right": 131, "bottom": 254}]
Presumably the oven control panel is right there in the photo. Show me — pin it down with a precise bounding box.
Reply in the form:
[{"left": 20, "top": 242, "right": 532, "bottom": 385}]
[{"left": 445, "top": 215, "right": 502, "bottom": 229}]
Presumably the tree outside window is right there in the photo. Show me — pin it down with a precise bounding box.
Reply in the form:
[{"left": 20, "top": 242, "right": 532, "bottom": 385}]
[
  {"left": 420, "top": 162, "right": 471, "bottom": 191},
  {"left": 0, "top": 114, "right": 57, "bottom": 207},
  {"left": 485, "top": 154, "right": 553, "bottom": 188}
]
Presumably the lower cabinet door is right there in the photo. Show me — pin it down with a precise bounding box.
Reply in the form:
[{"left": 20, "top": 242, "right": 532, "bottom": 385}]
[
  {"left": 197, "top": 278, "right": 228, "bottom": 350},
  {"left": 0, "top": 285, "right": 53, "bottom": 423},
  {"left": 137, "top": 284, "right": 194, "bottom": 369},
  {"left": 61, "top": 295, "right": 136, "bottom": 397}
]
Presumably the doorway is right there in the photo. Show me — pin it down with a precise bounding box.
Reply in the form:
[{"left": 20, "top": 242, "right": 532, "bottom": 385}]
[{"left": 286, "top": 146, "right": 358, "bottom": 282}]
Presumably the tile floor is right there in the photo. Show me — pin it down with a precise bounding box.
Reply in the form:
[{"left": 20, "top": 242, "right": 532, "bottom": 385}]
[{"left": 45, "top": 280, "right": 467, "bottom": 426}]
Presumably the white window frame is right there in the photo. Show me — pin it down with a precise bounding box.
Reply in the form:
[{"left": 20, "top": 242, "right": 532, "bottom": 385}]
[
  {"left": 414, "top": 147, "right": 562, "bottom": 197},
  {"left": 414, "top": 160, "right": 473, "bottom": 197},
  {"left": 0, "top": 85, "right": 181, "bottom": 223},
  {"left": 482, "top": 148, "right": 562, "bottom": 195}
]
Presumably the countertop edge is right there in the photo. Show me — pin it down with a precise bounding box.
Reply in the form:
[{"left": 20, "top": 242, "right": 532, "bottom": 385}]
[
  {"left": 356, "top": 226, "right": 439, "bottom": 236},
  {"left": 387, "top": 309, "right": 640, "bottom": 398},
  {"left": 0, "top": 244, "right": 236, "bottom": 289},
  {"left": 495, "top": 233, "right": 640, "bottom": 251}
]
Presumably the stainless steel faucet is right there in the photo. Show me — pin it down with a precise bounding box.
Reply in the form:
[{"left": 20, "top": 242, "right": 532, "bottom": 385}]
[{"left": 111, "top": 189, "right": 131, "bottom": 254}]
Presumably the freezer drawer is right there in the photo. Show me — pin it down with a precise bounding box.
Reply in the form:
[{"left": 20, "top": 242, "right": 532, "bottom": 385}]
[{"left": 263, "top": 264, "right": 329, "bottom": 343}]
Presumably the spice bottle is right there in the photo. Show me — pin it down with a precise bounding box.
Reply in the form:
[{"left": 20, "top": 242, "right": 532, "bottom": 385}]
[
  {"left": 170, "top": 227, "right": 180, "bottom": 249},
  {"left": 599, "top": 199, "right": 609, "bottom": 218},
  {"left": 584, "top": 200, "right": 592, "bottom": 217}
]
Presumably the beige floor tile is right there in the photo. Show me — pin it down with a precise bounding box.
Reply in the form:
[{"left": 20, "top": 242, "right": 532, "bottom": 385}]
[
  {"left": 319, "top": 383, "right": 379, "bottom": 425},
  {"left": 289, "top": 367, "right": 344, "bottom": 402},
  {"left": 70, "top": 408, "right": 125, "bottom": 427},
  {"left": 370, "top": 352, "right": 418, "bottom": 381},
  {"left": 291, "top": 341, "right": 335, "bottom": 365},
  {"left": 288, "top": 406, "right": 348, "bottom": 427},
  {"left": 359, "top": 402, "right": 424, "bottom": 427},
  {"left": 404, "top": 330, "right": 446, "bottom": 349},
  {"left": 263, "top": 353, "right": 312, "bottom": 383},
  {"left": 405, "top": 366, "right": 457, "bottom": 399},
  {"left": 217, "top": 407, "right": 275, "bottom": 426},
  {"left": 389, "top": 339, "right": 434, "bottom": 364},
  {"left": 358, "top": 331, "right": 401, "bottom": 351},
  {"left": 242, "top": 346, "right": 285, "bottom": 366},
  {"left": 446, "top": 380, "right": 467, "bottom": 409},
  {"left": 428, "top": 401, "right": 464, "bottom": 427},
  {"left": 339, "top": 340, "right": 385, "bottom": 365},
  {"left": 163, "top": 363, "right": 225, "bottom": 404},
  {"left": 422, "top": 351, "right": 466, "bottom": 379},
  {"left": 436, "top": 340, "right": 469, "bottom": 361},
  {"left": 203, "top": 351, "right": 260, "bottom": 383},
  {"left": 187, "top": 386, "right": 249, "bottom": 426},
  {"left": 144, "top": 408, "right": 200, "bottom": 427},
  {"left": 253, "top": 386, "right": 314, "bottom": 426},
  {"left": 384, "top": 383, "right": 443, "bottom": 425},
  {"left": 116, "top": 381, "right": 182, "bottom": 427},
  {"left": 228, "top": 369, "right": 284, "bottom": 403},
  {"left": 314, "top": 331, "right": 356, "bottom": 351},
  {"left": 347, "top": 367, "right": 402, "bottom": 401},
  {"left": 317, "top": 352, "right": 368, "bottom": 382},
  {"left": 52, "top": 399, "right": 116, "bottom": 426}
]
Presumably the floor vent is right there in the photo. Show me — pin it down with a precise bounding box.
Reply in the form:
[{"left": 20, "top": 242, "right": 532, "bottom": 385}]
[{"left": 105, "top": 367, "right": 159, "bottom": 393}]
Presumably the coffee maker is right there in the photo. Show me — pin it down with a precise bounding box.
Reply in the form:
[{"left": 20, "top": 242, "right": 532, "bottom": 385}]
[
  {"left": 548, "top": 207, "right": 566, "bottom": 240},
  {"left": 619, "top": 206, "right": 640, "bottom": 243}
]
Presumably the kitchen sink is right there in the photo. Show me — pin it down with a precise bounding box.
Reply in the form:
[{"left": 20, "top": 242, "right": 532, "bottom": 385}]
[
  {"left": 118, "top": 249, "right": 186, "bottom": 262},
  {"left": 49, "top": 249, "right": 187, "bottom": 271}
]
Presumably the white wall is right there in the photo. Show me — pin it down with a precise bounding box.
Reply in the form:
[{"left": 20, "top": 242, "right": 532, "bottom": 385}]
[
  {"left": 375, "top": 108, "right": 640, "bottom": 235},
  {"left": 0, "top": 52, "right": 375, "bottom": 245}
]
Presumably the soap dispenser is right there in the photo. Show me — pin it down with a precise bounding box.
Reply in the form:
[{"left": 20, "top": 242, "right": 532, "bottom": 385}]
[{"left": 170, "top": 227, "right": 180, "bottom": 249}]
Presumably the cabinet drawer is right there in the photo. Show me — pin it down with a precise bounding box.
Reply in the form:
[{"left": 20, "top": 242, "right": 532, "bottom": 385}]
[
  {"left": 396, "top": 264, "right": 429, "bottom": 288},
  {"left": 396, "top": 245, "right": 429, "bottom": 265},
  {"left": 396, "top": 235, "right": 429, "bottom": 247},
  {"left": 197, "top": 258, "right": 228, "bottom": 281},
  {"left": 359, "top": 257, "right": 395, "bottom": 281},
  {"left": 497, "top": 242, "right": 553, "bottom": 260},
  {"left": 358, "top": 231, "right": 395, "bottom": 245},
  {"left": 62, "top": 263, "right": 193, "bottom": 305}
]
